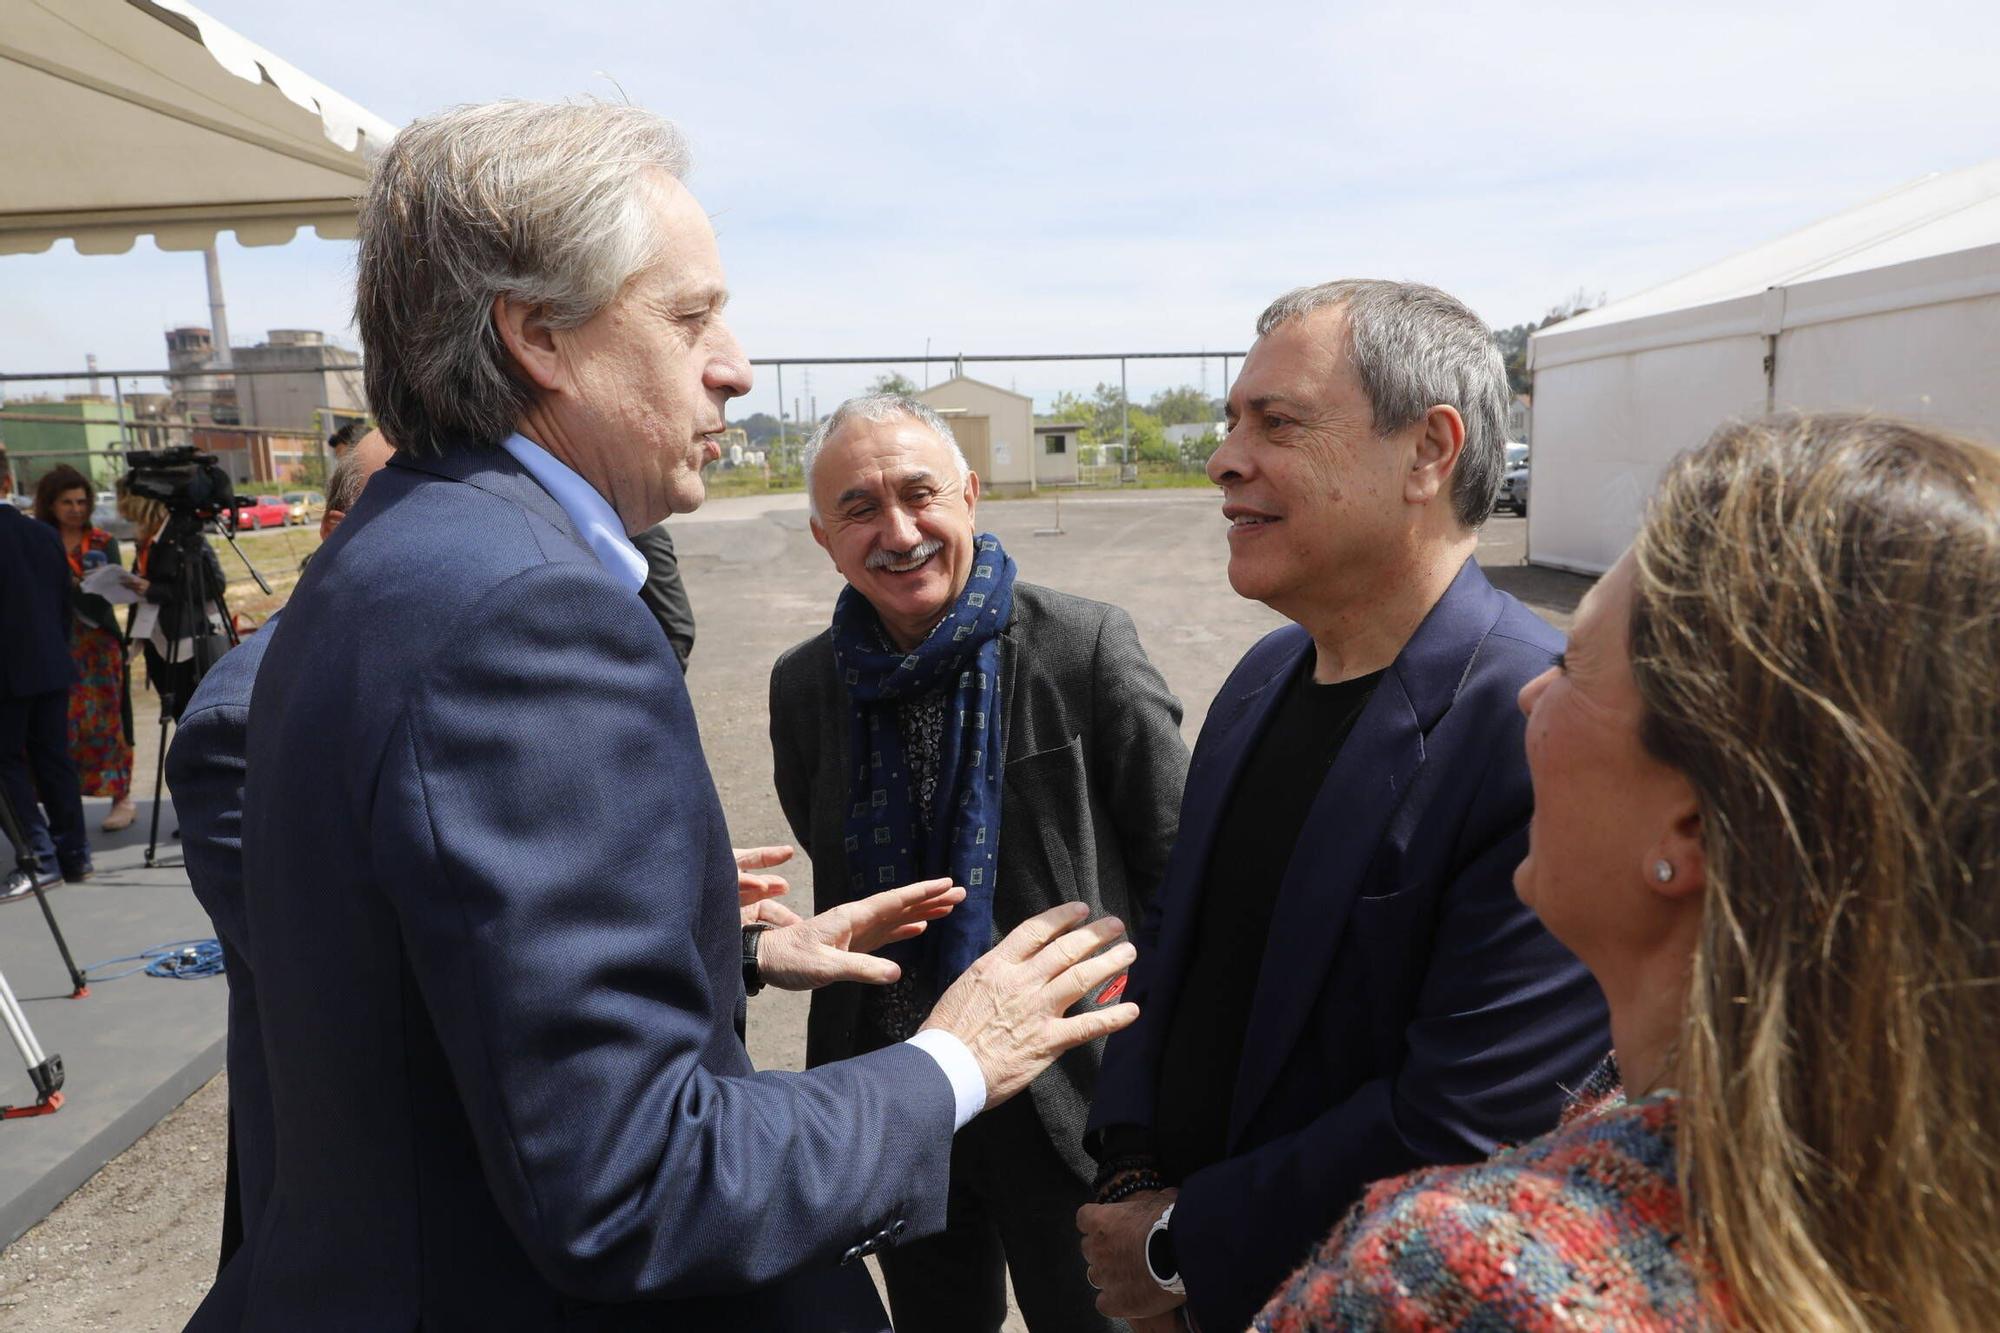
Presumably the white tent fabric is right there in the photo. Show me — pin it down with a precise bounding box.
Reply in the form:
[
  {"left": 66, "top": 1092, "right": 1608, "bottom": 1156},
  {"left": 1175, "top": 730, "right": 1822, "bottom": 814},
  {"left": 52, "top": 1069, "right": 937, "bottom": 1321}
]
[
  {"left": 1525, "top": 160, "right": 2000, "bottom": 574},
  {"left": 0, "top": 0, "right": 395, "bottom": 256}
]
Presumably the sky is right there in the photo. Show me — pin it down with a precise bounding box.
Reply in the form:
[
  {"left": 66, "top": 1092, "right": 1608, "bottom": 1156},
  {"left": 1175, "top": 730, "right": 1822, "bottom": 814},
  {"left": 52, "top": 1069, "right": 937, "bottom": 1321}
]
[{"left": 5, "top": 0, "right": 1998, "bottom": 418}]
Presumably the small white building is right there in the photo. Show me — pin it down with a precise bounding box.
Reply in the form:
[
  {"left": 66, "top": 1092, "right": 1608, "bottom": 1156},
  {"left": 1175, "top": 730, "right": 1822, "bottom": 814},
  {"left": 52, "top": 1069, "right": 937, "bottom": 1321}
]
[
  {"left": 915, "top": 376, "right": 1039, "bottom": 492},
  {"left": 1163, "top": 421, "right": 1222, "bottom": 449},
  {"left": 1032, "top": 422, "right": 1084, "bottom": 484}
]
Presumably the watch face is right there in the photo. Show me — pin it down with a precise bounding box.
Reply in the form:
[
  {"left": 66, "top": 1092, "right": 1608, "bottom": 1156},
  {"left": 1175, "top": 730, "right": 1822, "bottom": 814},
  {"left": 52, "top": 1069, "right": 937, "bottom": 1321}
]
[{"left": 1147, "top": 1219, "right": 1176, "bottom": 1281}]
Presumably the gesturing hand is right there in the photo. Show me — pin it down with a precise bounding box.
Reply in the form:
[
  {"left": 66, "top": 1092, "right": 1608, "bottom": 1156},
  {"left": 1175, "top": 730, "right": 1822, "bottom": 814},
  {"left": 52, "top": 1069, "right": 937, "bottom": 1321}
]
[
  {"left": 756, "top": 878, "right": 965, "bottom": 991},
  {"left": 921, "top": 902, "right": 1139, "bottom": 1106},
  {"left": 740, "top": 897, "right": 803, "bottom": 930},
  {"left": 734, "top": 845, "right": 795, "bottom": 909}
]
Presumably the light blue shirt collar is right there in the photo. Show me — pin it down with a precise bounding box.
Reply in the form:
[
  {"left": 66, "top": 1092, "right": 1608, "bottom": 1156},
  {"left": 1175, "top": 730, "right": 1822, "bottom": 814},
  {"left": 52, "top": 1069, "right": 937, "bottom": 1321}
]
[{"left": 499, "top": 433, "right": 648, "bottom": 596}]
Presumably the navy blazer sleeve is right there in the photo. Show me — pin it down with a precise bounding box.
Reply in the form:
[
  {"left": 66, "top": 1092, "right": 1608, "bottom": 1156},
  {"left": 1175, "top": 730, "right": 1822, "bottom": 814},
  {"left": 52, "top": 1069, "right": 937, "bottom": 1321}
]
[
  {"left": 367, "top": 562, "right": 955, "bottom": 1301},
  {"left": 167, "top": 649, "right": 280, "bottom": 1252},
  {"left": 1170, "top": 738, "right": 1608, "bottom": 1330},
  {"left": 169, "top": 690, "right": 249, "bottom": 948}
]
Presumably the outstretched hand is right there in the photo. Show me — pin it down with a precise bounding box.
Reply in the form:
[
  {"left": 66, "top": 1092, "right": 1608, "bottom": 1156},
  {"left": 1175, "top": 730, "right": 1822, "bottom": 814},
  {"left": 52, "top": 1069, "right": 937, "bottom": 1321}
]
[
  {"left": 922, "top": 902, "right": 1139, "bottom": 1106},
  {"left": 734, "top": 845, "right": 794, "bottom": 909},
  {"left": 756, "top": 878, "right": 965, "bottom": 991}
]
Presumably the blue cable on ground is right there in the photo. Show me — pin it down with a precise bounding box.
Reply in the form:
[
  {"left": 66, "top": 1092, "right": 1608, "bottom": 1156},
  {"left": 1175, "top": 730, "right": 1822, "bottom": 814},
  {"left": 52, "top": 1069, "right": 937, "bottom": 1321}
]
[{"left": 81, "top": 939, "right": 226, "bottom": 982}]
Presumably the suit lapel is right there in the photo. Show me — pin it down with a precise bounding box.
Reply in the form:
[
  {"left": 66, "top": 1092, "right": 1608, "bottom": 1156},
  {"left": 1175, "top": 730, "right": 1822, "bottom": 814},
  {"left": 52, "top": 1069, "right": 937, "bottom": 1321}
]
[
  {"left": 1224, "top": 557, "right": 1508, "bottom": 1147},
  {"left": 998, "top": 600, "right": 1021, "bottom": 754},
  {"left": 1143, "top": 632, "right": 1310, "bottom": 1025}
]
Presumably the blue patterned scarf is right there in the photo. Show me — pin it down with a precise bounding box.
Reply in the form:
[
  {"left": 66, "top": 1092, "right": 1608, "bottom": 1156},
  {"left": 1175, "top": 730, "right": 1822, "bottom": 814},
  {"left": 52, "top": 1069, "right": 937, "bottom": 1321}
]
[{"left": 831, "top": 533, "right": 1015, "bottom": 996}]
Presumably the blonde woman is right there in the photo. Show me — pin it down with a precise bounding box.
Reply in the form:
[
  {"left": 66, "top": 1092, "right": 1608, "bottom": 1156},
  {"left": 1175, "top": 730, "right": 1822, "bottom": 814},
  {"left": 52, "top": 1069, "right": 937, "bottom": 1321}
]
[{"left": 1255, "top": 414, "right": 2000, "bottom": 1330}]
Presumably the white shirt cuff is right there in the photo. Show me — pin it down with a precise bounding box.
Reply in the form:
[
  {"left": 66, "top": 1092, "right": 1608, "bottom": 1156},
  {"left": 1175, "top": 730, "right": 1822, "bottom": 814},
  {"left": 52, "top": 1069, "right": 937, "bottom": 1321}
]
[{"left": 904, "top": 1029, "right": 987, "bottom": 1131}]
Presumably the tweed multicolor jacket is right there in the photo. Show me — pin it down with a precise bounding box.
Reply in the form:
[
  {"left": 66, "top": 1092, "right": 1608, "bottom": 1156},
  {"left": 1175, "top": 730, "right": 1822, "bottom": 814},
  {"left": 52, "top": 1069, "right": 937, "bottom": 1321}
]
[{"left": 1253, "top": 1060, "right": 1726, "bottom": 1330}]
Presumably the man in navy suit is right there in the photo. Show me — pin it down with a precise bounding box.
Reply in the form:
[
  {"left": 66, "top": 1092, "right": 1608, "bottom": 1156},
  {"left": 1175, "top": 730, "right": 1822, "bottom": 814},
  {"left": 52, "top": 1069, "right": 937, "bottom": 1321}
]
[
  {"left": 187, "top": 102, "right": 1136, "bottom": 1332},
  {"left": 0, "top": 467, "right": 88, "bottom": 887},
  {"left": 1080, "top": 280, "right": 1609, "bottom": 1332}
]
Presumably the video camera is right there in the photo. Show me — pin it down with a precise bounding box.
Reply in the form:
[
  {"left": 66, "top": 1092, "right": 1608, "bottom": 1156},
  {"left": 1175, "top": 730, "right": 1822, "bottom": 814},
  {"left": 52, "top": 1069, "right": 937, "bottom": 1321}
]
[{"left": 122, "top": 446, "right": 240, "bottom": 518}]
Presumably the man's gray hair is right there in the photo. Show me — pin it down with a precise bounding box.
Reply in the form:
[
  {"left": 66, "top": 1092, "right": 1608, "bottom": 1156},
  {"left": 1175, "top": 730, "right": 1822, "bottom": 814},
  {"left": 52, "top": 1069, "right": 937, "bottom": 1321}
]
[
  {"left": 1257, "top": 279, "right": 1509, "bottom": 527},
  {"left": 801, "top": 394, "right": 970, "bottom": 511},
  {"left": 325, "top": 444, "right": 373, "bottom": 514},
  {"left": 355, "top": 100, "right": 693, "bottom": 458}
]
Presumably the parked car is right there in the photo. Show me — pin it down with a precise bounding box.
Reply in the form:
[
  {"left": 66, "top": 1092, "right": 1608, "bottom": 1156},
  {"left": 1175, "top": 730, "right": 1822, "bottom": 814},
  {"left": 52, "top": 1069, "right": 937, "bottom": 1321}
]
[
  {"left": 234, "top": 495, "right": 294, "bottom": 531},
  {"left": 1495, "top": 442, "right": 1530, "bottom": 517},
  {"left": 282, "top": 491, "right": 325, "bottom": 526}
]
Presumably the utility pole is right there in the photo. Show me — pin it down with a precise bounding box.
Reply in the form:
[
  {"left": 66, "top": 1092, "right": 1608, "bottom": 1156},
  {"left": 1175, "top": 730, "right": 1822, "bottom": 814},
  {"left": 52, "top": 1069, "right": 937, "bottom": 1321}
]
[{"left": 1119, "top": 356, "right": 1130, "bottom": 475}]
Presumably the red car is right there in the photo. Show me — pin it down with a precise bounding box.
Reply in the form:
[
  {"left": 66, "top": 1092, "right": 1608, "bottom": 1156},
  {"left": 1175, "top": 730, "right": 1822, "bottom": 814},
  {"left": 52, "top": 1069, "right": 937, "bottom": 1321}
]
[{"left": 234, "top": 496, "right": 293, "bottom": 531}]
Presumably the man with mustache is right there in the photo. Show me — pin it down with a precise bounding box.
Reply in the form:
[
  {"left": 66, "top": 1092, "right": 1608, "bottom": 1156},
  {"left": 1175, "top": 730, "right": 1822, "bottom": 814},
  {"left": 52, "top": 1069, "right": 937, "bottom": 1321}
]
[{"left": 770, "top": 394, "right": 1189, "bottom": 1332}]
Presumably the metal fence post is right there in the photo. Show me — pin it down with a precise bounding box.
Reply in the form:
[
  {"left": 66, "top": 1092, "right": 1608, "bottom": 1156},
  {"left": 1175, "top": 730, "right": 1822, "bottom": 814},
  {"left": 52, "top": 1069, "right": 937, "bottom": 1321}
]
[{"left": 1119, "top": 356, "right": 1130, "bottom": 482}]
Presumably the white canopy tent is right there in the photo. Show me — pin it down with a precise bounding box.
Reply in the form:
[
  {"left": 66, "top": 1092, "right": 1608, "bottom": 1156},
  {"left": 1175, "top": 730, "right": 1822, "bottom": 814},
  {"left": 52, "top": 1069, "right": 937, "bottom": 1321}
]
[
  {"left": 1525, "top": 159, "right": 2000, "bottom": 574},
  {"left": 0, "top": 0, "right": 394, "bottom": 256}
]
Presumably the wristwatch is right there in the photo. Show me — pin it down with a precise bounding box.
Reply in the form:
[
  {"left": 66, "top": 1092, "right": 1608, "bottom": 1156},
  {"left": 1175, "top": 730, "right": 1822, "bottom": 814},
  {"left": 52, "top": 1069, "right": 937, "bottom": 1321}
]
[
  {"left": 1145, "top": 1201, "right": 1185, "bottom": 1296},
  {"left": 742, "top": 924, "right": 772, "bottom": 996}
]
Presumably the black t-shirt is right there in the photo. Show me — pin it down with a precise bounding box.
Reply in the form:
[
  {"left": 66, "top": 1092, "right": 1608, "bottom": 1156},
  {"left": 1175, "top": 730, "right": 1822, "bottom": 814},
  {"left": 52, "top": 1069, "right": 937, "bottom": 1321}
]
[{"left": 1151, "top": 653, "right": 1384, "bottom": 1184}]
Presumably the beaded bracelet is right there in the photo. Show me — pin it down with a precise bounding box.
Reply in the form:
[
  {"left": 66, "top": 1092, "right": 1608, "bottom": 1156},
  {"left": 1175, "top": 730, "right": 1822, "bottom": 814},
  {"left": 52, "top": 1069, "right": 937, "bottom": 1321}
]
[{"left": 1095, "top": 1171, "right": 1167, "bottom": 1206}]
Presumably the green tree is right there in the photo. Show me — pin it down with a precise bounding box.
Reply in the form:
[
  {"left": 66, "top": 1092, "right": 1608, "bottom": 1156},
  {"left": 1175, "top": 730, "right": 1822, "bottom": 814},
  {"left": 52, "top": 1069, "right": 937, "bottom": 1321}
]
[
  {"left": 1146, "top": 384, "right": 1221, "bottom": 427},
  {"left": 866, "top": 371, "right": 919, "bottom": 396},
  {"left": 733, "top": 412, "right": 783, "bottom": 445},
  {"left": 1177, "top": 426, "right": 1223, "bottom": 469},
  {"left": 1041, "top": 390, "right": 1098, "bottom": 435},
  {"left": 1493, "top": 288, "right": 1602, "bottom": 396},
  {"left": 1128, "top": 408, "right": 1173, "bottom": 464}
]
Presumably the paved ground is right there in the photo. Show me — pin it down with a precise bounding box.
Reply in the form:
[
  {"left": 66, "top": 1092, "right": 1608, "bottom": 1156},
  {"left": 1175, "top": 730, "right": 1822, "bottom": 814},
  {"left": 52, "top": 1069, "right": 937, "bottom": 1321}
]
[{"left": 0, "top": 493, "right": 1589, "bottom": 1330}]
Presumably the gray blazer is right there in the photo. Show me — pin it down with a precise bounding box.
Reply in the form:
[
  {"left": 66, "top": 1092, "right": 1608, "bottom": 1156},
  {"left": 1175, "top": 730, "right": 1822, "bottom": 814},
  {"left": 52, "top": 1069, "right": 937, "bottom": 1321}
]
[{"left": 770, "top": 581, "right": 1189, "bottom": 1181}]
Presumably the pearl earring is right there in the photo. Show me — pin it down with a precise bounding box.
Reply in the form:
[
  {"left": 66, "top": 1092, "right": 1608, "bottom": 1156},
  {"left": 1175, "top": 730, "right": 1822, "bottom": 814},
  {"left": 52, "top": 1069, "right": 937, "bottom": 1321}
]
[{"left": 1653, "top": 860, "right": 1676, "bottom": 884}]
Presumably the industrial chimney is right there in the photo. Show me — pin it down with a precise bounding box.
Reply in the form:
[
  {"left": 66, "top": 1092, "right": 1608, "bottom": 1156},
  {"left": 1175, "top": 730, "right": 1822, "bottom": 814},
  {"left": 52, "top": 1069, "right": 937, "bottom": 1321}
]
[{"left": 204, "top": 243, "right": 233, "bottom": 370}]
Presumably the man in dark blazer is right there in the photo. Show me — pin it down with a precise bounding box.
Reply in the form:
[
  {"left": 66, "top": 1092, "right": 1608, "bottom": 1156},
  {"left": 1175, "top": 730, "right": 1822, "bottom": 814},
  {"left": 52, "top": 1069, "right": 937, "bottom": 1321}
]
[
  {"left": 189, "top": 102, "right": 1137, "bottom": 1332},
  {"left": 1080, "top": 280, "right": 1610, "bottom": 1333},
  {"left": 772, "top": 394, "right": 1189, "bottom": 1332},
  {"left": 0, "top": 479, "right": 88, "bottom": 885}
]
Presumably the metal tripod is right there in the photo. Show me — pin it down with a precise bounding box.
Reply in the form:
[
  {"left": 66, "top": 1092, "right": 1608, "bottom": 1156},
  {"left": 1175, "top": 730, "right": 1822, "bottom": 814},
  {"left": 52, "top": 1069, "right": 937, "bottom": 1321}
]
[
  {"left": 137, "top": 512, "right": 263, "bottom": 868},
  {"left": 0, "top": 784, "right": 83, "bottom": 1120}
]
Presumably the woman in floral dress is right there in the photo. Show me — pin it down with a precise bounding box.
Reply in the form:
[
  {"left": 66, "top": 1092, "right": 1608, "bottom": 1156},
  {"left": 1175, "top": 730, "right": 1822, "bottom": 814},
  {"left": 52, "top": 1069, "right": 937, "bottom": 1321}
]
[{"left": 33, "top": 466, "right": 138, "bottom": 831}]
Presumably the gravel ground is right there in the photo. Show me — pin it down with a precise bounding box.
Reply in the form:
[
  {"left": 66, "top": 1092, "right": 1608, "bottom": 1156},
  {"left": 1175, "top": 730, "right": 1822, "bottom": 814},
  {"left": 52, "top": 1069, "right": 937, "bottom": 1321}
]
[
  {"left": 0, "top": 497, "right": 1587, "bottom": 1330},
  {"left": 0, "top": 1076, "right": 226, "bottom": 1329}
]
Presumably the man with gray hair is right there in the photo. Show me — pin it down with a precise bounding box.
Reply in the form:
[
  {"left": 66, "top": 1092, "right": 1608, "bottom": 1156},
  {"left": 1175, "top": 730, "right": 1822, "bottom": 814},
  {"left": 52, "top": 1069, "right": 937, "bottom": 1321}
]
[
  {"left": 195, "top": 102, "right": 1139, "bottom": 1333},
  {"left": 770, "top": 394, "right": 1188, "bottom": 1332},
  {"left": 319, "top": 426, "right": 393, "bottom": 539},
  {"left": 1079, "top": 280, "right": 1608, "bottom": 1331}
]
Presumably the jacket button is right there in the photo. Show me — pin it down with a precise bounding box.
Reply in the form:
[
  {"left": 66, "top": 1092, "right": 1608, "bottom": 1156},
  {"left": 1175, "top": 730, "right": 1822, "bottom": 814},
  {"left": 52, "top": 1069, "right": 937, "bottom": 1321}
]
[
  {"left": 891, "top": 1219, "right": 907, "bottom": 1237},
  {"left": 841, "top": 1246, "right": 860, "bottom": 1266}
]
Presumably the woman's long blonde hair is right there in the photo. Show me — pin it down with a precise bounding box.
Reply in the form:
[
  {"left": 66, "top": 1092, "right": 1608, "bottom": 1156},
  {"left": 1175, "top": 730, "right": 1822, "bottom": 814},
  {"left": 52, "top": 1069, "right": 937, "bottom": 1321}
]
[{"left": 1629, "top": 414, "right": 2000, "bottom": 1329}]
